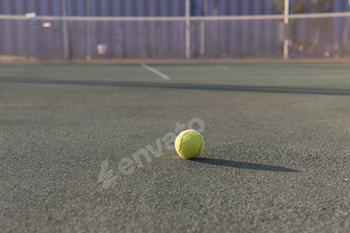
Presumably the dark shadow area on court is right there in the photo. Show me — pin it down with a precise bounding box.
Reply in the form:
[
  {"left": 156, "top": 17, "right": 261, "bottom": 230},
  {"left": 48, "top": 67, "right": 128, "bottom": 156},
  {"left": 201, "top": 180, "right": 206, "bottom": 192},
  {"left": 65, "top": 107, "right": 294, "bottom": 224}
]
[
  {"left": 194, "top": 158, "right": 300, "bottom": 172},
  {"left": 1, "top": 77, "right": 350, "bottom": 96}
]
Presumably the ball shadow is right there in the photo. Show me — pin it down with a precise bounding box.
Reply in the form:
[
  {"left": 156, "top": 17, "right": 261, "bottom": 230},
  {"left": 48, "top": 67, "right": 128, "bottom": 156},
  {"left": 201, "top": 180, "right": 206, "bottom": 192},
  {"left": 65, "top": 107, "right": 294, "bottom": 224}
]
[{"left": 193, "top": 158, "right": 300, "bottom": 172}]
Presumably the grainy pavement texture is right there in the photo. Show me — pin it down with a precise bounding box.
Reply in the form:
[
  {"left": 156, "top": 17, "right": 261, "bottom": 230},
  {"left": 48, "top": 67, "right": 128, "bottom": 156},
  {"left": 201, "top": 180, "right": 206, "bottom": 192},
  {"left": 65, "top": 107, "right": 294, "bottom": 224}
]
[{"left": 1, "top": 62, "right": 350, "bottom": 232}]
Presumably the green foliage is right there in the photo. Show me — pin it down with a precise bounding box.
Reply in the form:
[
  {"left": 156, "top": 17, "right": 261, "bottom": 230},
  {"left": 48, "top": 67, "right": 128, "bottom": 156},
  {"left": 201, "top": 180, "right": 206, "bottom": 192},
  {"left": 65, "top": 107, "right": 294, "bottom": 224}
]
[
  {"left": 273, "top": 0, "right": 308, "bottom": 14},
  {"left": 312, "top": 0, "right": 333, "bottom": 13},
  {"left": 293, "top": 1, "right": 307, "bottom": 13},
  {"left": 273, "top": 0, "right": 285, "bottom": 14},
  {"left": 273, "top": 0, "right": 334, "bottom": 14},
  {"left": 273, "top": 0, "right": 334, "bottom": 46}
]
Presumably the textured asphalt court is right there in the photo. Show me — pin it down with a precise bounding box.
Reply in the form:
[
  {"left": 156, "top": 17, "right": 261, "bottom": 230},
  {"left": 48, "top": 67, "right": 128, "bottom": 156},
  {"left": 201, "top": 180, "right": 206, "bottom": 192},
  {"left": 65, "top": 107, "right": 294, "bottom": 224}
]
[{"left": 1, "top": 62, "right": 350, "bottom": 232}]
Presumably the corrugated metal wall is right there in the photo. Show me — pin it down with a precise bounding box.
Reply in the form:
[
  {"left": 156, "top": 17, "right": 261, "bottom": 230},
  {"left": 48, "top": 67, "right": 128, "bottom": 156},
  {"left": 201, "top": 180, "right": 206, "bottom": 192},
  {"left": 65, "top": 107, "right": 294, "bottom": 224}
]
[
  {"left": 0, "top": 0, "right": 185, "bottom": 16},
  {"left": 0, "top": 0, "right": 349, "bottom": 60},
  {"left": 0, "top": 0, "right": 277, "bottom": 16},
  {"left": 1, "top": 0, "right": 348, "bottom": 16}
]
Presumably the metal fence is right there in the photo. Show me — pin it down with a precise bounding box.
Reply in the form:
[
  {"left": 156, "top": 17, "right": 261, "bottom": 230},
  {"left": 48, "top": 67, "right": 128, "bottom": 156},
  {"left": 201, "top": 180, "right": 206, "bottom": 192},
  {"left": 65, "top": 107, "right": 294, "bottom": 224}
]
[{"left": 0, "top": 13, "right": 349, "bottom": 61}]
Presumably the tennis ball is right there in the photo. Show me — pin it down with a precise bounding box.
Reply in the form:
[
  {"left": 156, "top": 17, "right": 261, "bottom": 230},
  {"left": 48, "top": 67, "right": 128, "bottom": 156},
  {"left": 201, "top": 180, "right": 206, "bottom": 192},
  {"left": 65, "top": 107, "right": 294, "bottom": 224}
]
[{"left": 175, "top": 130, "right": 204, "bottom": 159}]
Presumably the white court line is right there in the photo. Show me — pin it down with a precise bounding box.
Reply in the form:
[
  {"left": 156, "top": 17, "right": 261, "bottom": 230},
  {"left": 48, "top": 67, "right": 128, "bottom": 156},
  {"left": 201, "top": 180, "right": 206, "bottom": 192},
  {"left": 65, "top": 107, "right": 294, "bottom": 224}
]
[{"left": 141, "top": 63, "right": 171, "bottom": 80}]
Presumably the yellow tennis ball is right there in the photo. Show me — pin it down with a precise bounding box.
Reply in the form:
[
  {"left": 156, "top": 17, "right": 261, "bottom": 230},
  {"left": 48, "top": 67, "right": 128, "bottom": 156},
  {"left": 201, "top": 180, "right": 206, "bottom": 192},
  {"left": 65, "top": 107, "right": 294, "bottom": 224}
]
[{"left": 175, "top": 130, "right": 204, "bottom": 159}]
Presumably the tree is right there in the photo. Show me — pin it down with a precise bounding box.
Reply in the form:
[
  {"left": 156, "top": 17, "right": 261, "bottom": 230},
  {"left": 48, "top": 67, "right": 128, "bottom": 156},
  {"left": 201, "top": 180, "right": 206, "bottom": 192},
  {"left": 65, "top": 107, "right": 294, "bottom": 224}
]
[
  {"left": 311, "top": 0, "right": 333, "bottom": 13},
  {"left": 273, "top": 0, "right": 308, "bottom": 14},
  {"left": 274, "top": 0, "right": 335, "bottom": 56},
  {"left": 273, "top": 0, "right": 308, "bottom": 44},
  {"left": 310, "top": 0, "right": 333, "bottom": 43}
]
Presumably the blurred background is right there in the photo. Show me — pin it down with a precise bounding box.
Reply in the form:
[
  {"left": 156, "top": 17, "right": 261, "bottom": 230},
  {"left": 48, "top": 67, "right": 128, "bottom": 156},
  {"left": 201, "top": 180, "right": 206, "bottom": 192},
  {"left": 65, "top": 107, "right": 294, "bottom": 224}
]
[{"left": 0, "top": 0, "right": 349, "bottom": 61}]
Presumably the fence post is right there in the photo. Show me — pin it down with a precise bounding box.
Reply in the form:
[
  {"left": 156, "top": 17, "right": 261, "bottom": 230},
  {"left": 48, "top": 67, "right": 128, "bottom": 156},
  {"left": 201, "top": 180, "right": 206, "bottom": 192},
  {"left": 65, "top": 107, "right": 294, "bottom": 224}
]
[
  {"left": 343, "top": 27, "right": 348, "bottom": 55},
  {"left": 283, "top": 0, "right": 289, "bottom": 59},
  {"left": 61, "top": 0, "right": 69, "bottom": 60},
  {"left": 86, "top": 0, "right": 91, "bottom": 60},
  {"left": 200, "top": 0, "right": 208, "bottom": 57},
  {"left": 186, "top": 0, "right": 190, "bottom": 59}
]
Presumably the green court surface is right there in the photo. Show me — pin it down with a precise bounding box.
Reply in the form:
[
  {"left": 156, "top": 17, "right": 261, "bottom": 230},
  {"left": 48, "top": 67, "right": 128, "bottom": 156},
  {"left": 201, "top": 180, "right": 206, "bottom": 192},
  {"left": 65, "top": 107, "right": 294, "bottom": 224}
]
[
  {"left": 2, "top": 61, "right": 350, "bottom": 89},
  {"left": 1, "top": 61, "right": 350, "bottom": 232}
]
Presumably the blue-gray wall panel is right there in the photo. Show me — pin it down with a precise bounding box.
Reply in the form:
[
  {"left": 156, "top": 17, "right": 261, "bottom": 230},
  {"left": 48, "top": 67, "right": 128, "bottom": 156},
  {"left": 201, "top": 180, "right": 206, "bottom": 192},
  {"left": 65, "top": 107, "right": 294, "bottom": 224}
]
[
  {"left": 0, "top": 0, "right": 348, "bottom": 16},
  {"left": 0, "top": 0, "right": 349, "bottom": 59}
]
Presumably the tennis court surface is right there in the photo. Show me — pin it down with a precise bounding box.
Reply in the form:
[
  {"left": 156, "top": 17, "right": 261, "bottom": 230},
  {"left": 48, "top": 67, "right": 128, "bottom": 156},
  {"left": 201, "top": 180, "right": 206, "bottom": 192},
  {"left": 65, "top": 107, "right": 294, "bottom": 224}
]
[{"left": 1, "top": 61, "right": 350, "bottom": 232}]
